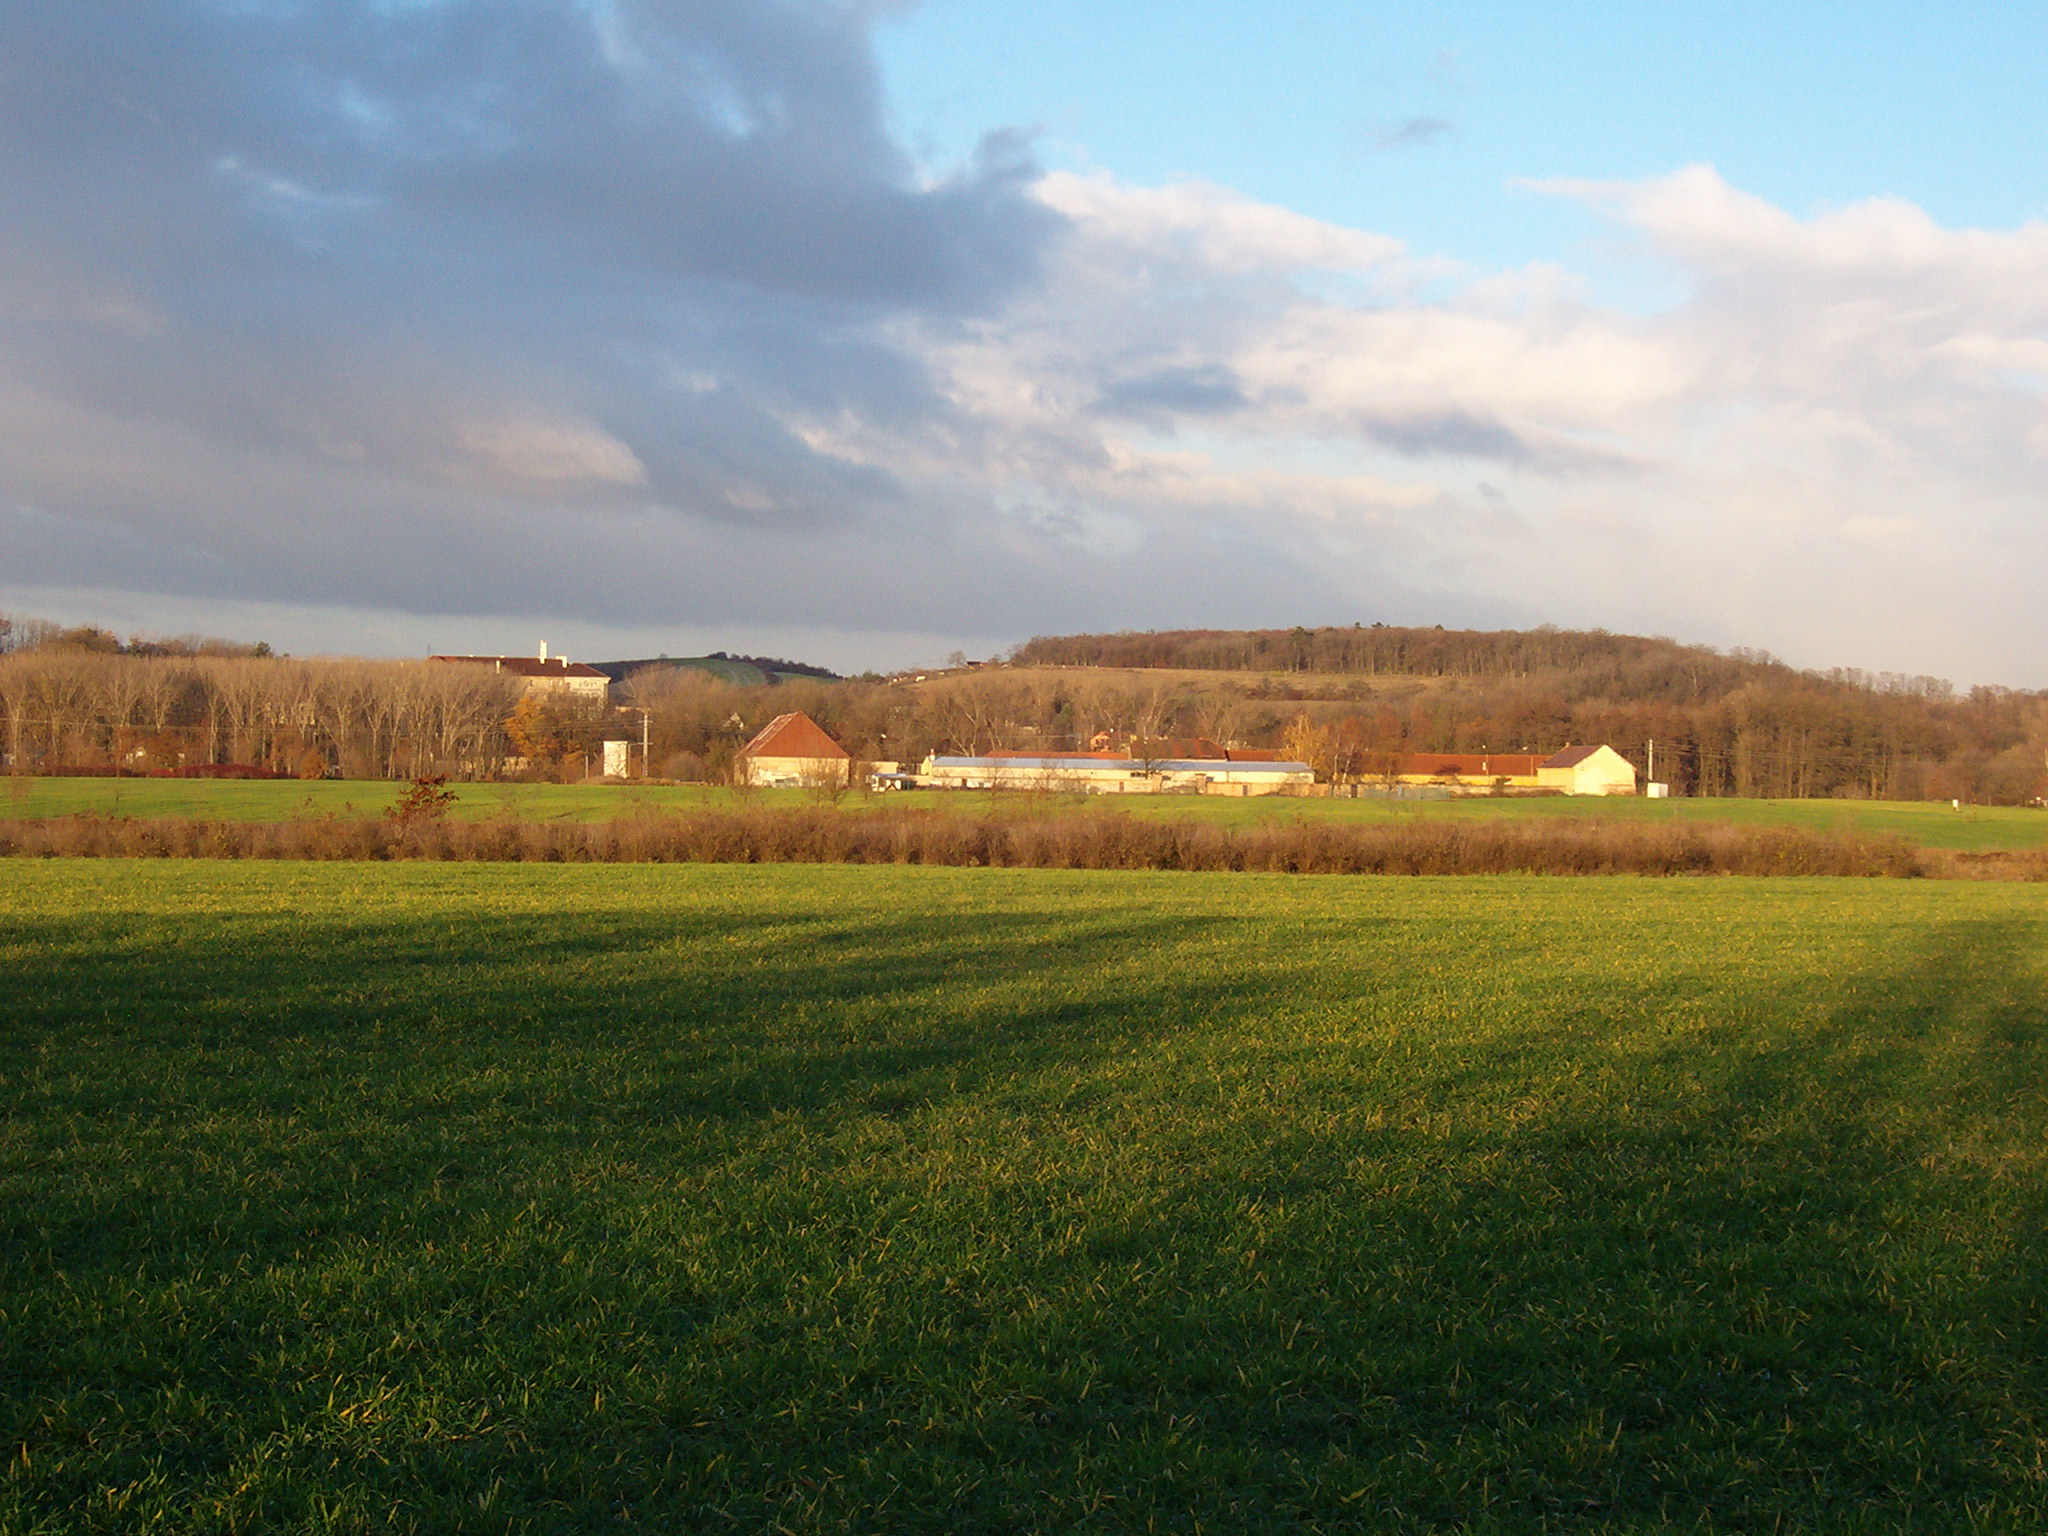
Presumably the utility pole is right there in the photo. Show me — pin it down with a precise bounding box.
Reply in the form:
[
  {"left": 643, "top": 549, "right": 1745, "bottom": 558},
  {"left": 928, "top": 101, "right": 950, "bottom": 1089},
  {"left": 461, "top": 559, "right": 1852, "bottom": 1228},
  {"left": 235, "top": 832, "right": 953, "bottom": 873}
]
[
  {"left": 1647, "top": 737, "right": 1656, "bottom": 786},
  {"left": 640, "top": 708, "right": 651, "bottom": 779}
]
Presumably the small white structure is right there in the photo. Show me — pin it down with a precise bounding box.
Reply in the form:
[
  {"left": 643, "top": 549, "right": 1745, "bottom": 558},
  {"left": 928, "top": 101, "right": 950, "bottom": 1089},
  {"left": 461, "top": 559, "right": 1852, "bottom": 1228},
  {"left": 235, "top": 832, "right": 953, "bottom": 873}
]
[
  {"left": 918, "top": 755, "right": 1314, "bottom": 796},
  {"left": 740, "top": 712, "right": 850, "bottom": 788},
  {"left": 1538, "top": 745, "right": 1638, "bottom": 796},
  {"left": 602, "top": 739, "right": 632, "bottom": 778}
]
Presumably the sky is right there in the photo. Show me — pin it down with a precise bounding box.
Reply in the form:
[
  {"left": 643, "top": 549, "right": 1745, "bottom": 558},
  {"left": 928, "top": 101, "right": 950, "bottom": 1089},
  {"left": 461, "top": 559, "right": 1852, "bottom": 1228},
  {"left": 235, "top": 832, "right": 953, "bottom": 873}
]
[{"left": 5, "top": 2, "right": 2048, "bottom": 684}]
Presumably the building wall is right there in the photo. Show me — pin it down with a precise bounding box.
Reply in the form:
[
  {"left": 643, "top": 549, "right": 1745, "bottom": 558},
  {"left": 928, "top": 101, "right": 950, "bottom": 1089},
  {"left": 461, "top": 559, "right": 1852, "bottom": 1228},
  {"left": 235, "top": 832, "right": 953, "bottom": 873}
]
[
  {"left": 746, "top": 754, "right": 849, "bottom": 788},
  {"left": 1389, "top": 772, "right": 1542, "bottom": 791},
  {"left": 917, "top": 759, "right": 1311, "bottom": 795},
  {"left": 529, "top": 675, "right": 611, "bottom": 700}
]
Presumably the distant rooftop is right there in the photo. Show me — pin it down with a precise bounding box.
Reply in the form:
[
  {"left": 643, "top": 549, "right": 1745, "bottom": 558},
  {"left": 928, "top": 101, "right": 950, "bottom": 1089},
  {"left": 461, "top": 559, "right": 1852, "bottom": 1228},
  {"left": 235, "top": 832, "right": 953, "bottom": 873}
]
[
  {"left": 742, "top": 712, "right": 849, "bottom": 761},
  {"left": 429, "top": 653, "right": 608, "bottom": 680}
]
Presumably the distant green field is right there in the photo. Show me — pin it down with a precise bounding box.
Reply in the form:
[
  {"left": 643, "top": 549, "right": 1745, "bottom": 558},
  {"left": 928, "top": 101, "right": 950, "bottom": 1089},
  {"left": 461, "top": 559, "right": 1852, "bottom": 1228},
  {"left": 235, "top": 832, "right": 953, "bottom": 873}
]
[
  {"left": 0, "top": 774, "right": 728, "bottom": 826},
  {"left": 951, "top": 786, "right": 2048, "bottom": 852},
  {"left": 5, "top": 862, "right": 2047, "bottom": 1531},
  {"left": 5, "top": 773, "right": 2043, "bottom": 850}
]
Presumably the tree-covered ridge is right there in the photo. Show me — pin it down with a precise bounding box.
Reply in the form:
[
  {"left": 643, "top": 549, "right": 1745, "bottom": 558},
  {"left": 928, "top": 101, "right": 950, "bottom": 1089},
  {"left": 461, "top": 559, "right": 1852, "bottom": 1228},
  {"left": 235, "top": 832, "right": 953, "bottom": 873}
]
[
  {"left": 1006, "top": 626, "right": 2045, "bottom": 803},
  {"left": 1014, "top": 624, "right": 1955, "bottom": 702},
  {"left": 589, "top": 653, "right": 840, "bottom": 687}
]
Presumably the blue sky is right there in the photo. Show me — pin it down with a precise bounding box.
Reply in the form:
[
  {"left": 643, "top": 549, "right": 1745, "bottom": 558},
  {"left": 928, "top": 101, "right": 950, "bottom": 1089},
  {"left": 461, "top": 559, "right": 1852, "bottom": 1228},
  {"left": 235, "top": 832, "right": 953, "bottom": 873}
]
[
  {"left": 4, "top": 1, "right": 2048, "bottom": 683},
  {"left": 880, "top": 1, "right": 2048, "bottom": 285}
]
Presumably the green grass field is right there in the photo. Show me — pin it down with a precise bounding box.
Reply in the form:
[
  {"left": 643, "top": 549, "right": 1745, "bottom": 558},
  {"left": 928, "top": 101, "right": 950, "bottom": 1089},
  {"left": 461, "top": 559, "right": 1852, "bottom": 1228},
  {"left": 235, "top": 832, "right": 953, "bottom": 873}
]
[
  {"left": 5, "top": 774, "right": 2043, "bottom": 850},
  {"left": 5, "top": 862, "right": 2047, "bottom": 1531}
]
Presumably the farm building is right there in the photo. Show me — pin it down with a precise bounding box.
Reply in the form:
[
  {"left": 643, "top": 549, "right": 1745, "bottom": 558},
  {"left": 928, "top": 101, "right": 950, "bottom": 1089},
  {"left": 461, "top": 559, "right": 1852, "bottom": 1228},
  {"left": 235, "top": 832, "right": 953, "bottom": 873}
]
[
  {"left": 740, "top": 712, "right": 851, "bottom": 788},
  {"left": 429, "top": 645, "right": 611, "bottom": 701},
  {"left": 918, "top": 755, "right": 1314, "bottom": 796},
  {"left": 1371, "top": 746, "right": 1637, "bottom": 796},
  {"left": 1386, "top": 752, "right": 1549, "bottom": 790},
  {"left": 1537, "top": 744, "right": 1638, "bottom": 796}
]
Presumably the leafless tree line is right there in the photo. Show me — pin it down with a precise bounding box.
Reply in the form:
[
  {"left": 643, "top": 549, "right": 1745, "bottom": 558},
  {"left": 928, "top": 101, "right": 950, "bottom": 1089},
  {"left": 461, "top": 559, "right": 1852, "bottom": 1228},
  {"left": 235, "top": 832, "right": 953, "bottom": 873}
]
[
  {"left": 617, "top": 667, "right": 1222, "bottom": 776},
  {"left": 0, "top": 652, "right": 522, "bottom": 780},
  {"left": 0, "top": 648, "right": 1219, "bottom": 785}
]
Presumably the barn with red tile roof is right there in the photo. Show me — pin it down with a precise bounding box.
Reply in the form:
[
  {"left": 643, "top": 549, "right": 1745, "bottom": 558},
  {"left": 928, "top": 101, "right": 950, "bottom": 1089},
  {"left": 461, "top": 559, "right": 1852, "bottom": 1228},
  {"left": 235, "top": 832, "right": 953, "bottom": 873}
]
[{"left": 739, "top": 712, "right": 850, "bottom": 788}]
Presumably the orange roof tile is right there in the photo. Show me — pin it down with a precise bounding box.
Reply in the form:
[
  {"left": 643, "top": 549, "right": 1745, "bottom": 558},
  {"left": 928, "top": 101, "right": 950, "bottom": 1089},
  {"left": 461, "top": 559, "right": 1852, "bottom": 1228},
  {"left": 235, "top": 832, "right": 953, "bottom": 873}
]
[
  {"left": 1400, "top": 752, "right": 1548, "bottom": 778},
  {"left": 740, "top": 712, "right": 849, "bottom": 761}
]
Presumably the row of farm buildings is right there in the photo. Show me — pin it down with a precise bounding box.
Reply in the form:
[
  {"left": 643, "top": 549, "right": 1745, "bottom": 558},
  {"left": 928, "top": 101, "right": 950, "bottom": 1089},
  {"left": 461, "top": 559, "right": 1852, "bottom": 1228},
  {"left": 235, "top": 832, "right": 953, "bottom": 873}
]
[
  {"left": 741, "top": 713, "right": 1645, "bottom": 797},
  {"left": 418, "top": 652, "right": 1642, "bottom": 796}
]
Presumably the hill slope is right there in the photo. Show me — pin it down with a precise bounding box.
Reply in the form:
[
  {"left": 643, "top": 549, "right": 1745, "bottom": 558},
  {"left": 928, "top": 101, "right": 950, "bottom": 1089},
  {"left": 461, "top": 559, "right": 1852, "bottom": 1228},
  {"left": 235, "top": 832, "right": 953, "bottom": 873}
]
[{"left": 590, "top": 652, "right": 839, "bottom": 687}]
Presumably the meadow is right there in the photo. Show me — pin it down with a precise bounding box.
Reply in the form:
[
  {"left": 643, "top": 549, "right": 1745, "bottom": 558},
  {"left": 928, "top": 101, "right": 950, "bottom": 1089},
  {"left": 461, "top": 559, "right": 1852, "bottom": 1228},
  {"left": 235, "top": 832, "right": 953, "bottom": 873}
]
[
  {"left": 3, "top": 774, "right": 2042, "bottom": 852},
  {"left": 4, "top": 861, "right": 2047, "bottom": 1531}
]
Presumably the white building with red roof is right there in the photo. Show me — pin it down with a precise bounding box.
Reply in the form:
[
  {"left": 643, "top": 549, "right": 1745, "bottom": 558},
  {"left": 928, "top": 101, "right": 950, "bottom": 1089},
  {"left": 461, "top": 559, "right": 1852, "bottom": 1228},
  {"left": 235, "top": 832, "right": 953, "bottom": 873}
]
[{"left": 739, "top": 712, "right": 851, "bottom": 788}]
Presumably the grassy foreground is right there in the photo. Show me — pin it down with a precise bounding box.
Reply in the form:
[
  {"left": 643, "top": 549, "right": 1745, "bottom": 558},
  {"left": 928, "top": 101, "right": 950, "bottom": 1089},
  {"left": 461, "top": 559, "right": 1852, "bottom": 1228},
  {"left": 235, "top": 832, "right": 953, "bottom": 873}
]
[
  {"left": 4, "top": 775, "right": 2044, "bottom": 850},
  {"left": 4, "top": 863, "right": 2048, "bottom": 1532}
]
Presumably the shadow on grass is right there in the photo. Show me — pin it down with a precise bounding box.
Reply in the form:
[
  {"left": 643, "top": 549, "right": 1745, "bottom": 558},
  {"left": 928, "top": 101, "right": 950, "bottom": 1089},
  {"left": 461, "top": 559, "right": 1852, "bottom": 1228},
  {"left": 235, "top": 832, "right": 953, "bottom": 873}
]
[
  {"left": 0, "top": 899, "right": 1258, "bottom": 1254},
  {"left": 1011, "top": 913, "right": 2048, "bottom": 1529},
  {"left": 5, "top": 899, "right": 2048, "bottom": 1531}
]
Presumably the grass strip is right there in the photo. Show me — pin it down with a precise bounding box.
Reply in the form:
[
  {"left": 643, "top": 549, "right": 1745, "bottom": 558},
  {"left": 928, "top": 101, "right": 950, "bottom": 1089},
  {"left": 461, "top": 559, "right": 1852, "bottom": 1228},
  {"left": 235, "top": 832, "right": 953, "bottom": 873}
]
[{"left": 6, "top": 777, "right": 2047, "bottom": 852}]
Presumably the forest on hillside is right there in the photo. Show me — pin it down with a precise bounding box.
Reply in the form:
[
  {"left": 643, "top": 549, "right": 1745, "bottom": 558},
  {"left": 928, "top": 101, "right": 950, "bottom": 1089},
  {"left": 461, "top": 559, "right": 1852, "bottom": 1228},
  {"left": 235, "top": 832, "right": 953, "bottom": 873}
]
[{"left": 1008, "top": 626, "right": 2046, "bottom": 802}]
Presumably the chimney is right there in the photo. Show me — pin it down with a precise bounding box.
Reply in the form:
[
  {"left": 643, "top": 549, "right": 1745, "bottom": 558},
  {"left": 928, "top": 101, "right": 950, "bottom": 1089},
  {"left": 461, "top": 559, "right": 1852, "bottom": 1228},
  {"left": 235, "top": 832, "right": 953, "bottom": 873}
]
[{"left": 539, "top": 641, "right": 548, "bottom": 663}]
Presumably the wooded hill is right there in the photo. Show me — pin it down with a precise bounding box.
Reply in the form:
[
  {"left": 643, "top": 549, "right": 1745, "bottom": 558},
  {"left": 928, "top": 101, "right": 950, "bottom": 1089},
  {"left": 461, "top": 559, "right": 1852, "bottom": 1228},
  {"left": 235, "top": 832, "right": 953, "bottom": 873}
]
[
  {"left": 1006, "top": 626, "right": 2047, "bottom": 803},
  {"left": 588, "top": 652, "right": 840, "bottom": 688}
]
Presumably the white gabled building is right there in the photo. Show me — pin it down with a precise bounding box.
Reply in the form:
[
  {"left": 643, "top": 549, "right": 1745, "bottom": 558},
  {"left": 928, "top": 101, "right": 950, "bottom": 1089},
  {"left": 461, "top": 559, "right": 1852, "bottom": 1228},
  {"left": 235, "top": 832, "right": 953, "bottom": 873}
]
[
  {"left": 740, "top": 712, "right": 851, "bottom": 788},
  {"left": 1537, "top": 745, "right": 1638, "bottom": 796}
]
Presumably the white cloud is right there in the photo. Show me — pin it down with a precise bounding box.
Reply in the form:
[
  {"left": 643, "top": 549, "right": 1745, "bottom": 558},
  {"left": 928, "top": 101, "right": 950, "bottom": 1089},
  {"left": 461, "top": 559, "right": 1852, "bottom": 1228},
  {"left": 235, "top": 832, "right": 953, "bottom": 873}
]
[
  {"left": 839, "top": 164, "right": 2048, "bottom": 681},
  {"left": 1034, "top": 171, "right": 1419, "bottom": 279}
]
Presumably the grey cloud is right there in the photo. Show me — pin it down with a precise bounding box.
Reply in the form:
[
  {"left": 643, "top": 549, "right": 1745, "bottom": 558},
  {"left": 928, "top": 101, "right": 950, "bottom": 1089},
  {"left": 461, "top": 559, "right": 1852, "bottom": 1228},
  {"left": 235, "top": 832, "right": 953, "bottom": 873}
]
[
  {"left": 1093, "top": 366, "right": 1248, "bottom": 423},
  {"left": 0, "top": 457, "right": 1398, "bottom": 649},
  {"left": 0, "top": 0, "right": 1092, "bottom": 638},
  {"left": 0, "top": 1, "right": 1053, "bottom": 308},
  {"left": 1371, "top": 116, "right": 1455, "bottom": 152},
  {"left": 1359, "top": 411, "right": 1533, "bottom": 463},
  {"left": 1350, "top": 412, "right": 1642, "bottom": 477}
]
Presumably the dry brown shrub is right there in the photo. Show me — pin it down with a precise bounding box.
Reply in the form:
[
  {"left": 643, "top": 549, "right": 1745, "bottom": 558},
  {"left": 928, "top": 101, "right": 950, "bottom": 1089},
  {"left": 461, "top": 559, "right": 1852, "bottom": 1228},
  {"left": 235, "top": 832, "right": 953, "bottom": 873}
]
[{"left": 0, "top": 809, "right": 1939, "bottom": 877}]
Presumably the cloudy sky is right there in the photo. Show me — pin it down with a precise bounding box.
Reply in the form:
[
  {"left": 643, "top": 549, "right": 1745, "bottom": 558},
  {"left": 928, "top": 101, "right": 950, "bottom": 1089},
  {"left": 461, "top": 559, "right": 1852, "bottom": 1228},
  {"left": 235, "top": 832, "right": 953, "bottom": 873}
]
[{"left": 5, "top": 1, "right": 2048, "bottom": 683}]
